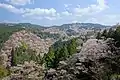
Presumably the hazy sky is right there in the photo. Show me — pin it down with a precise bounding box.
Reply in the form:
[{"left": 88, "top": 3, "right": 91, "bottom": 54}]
[{"left": 0, "top": 0, "right": 120, "bottom": 26}]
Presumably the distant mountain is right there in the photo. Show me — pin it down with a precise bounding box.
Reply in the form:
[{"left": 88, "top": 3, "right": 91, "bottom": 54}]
[
  {"left": 0, "top": 23, "right": 45, "bottom": 29},
  {"left": 15, "top": 23, "right": 44, "bottom": 28},
  {"left": 55, "top": 23, "right": 111, "bottom": 30},
  {"left": 0, "top": 22, "right": 111, "bottom": 28},
  {"left": 0, "top": 22, "right": 112, "bottom": 37}
]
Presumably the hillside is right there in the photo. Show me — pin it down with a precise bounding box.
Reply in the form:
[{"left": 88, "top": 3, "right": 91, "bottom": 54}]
[
  {"left": 0, "top": 26, "right": 23, "bottom": 49},
  {"left": 57, "top": 23, "right": 110, "bottom": 30},
  {"left": 45, "top": 39, "right": 115, "bottom": 80},
  {"left": 45, "top": 25, "right": 120, "bottom": 80},
  {"left": 0, "top": 30, "right": 53, "bottom": 67},
  {"left": 1, "top": 23, "right": 120, "bottom": 80}
]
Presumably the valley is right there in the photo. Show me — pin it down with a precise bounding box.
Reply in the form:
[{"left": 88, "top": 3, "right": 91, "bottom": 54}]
[{"left": 0, "top": 23, "right": 119, "bottom": 80}]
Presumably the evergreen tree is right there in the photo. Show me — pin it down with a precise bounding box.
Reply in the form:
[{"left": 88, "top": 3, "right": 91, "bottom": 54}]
[
  {"left": 108, "top": 28, "right": 114, "bottom": 38},
  {"left": 114, "top": 26, "right": 120, "bottom": 46},
  {"left": 36, "top": 54, "right": 42, "bottom": 64},
  {"left": 54, "top": 48, "right": 61, "bottom": 67},
  {"left": 62, "top": 45, "right": 69, "bottom": 59},
  {"left": 44, "top": 38, "right": 78, "bottom": 68},
  {"left": 59, "top": 45, "right": 68, "bottom": 60},
  {"left": 11, "top": 48, "right": 17, "bottom": 66},
  {"left": 68, "top": 38, "right": 77, "bottom": 55},
  {"left": 45, "top": 47, "right": 55, "bottom": 68},
  {"left": 102, "top": 29, "right": 108, "bottom": 39},
  {"left": 96, "top": 32, "right": 101, "bottom": 39},
  {"left": 12, "top": 44, "right": 40, "bottom": 65}
]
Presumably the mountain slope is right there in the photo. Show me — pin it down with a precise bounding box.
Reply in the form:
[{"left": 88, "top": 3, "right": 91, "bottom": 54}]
[
  {"left": 0, "top": 30, "right": 53, "bottom": 67},
  {"left": 45, "top": 39, "right": 112, "bottom": 80},
  {"left": 54, "top": 23, "right": 110, "bottom": 30}
]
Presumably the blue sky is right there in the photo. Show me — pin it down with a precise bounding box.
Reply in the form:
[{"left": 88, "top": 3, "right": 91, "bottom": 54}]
[{"left": 0, "top": 0, "right": 120, "bottom": 26}]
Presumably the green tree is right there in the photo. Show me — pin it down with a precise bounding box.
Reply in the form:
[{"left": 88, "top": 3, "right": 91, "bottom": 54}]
[
  {"left": 0, "top": 26, "right": 23, "bottom": 49},
  {"left": 68, "top": 38, "right": 77, "bottom": 55},
  {"left": 45, "top": 47, "right": 55, "bottom": 68},
  {"left": 53, "top": 48, "right": 61, "bottom": 67},
  {"left": 0, "top": 65, "right": 9, "bottom": 78},
  {"left": 102, "top": 29, "right": 108, "bottom": 39},
  {"left": 96, "top": 32, "right": 101, "bottom": 39},
  {"left": 114, "top": 26, "right": 120, "bottom": 42},
  {"left": 36, "top": 54, "right": 42, "bottom": 64},
  {"left": 62, "top": 45, "right": 69, "bottom": 59},
  {"left": 44, "top": 38, "right": 78, "bottom": 68},
  {"left": 107, "top": 28, "right": 115, "bottom": 38},
  {"left": 11, "top": 42, "right": 41, "bottom": 65},
  {"left": 11, "top": 48, "right": 17, "bottom": 66}
]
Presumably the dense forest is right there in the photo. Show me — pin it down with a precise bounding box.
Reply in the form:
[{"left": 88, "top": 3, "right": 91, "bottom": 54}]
[
  {"left": 1, "top": 23, "right": 120, "bottom": 80},
  {"left": 44, "top": 38, "right": 78, "bottom": 68},
  {"left": 10, "top": 38, "right": 78, "bottom": 68},
  {"left": 96, "top": 25, "right": 120, "bottom": 46}
]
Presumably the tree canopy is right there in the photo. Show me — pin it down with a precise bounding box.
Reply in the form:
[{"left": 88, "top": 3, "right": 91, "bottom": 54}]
[{"left": 44, "top": 38, "right": 78, "bottom": 68}]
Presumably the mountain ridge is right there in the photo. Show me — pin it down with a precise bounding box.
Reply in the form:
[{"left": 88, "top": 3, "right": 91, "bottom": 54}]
[{"left": 0, "top": 22, "right": 111, "bottom": 28}]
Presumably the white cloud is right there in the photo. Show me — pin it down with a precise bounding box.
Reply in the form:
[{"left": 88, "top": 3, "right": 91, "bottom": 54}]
[
  {"left": 23, "top": 8, "right": 57, "bottom": 17},
  {"left": 45, "top": 17, "right": 56, "bottom": 20},
  {"left": 22, "top": 8, "right": 60, "bottom": 20},
  {"left": 0, "top": 3, "right": 60, "bottom": 20},
  {"left": 64, "top": 4, "right": 72, "bottom": 10},
  {"left": 0, "top": 0, "right": 110, "bottom": 23},
  {"left": 84, "top": 15, "right": 120, "bottom": 25},
  {"left": 61, "top": 11, "right": 72, "bottom": 16},
  {"left": 0, "top": 3, "right": 25, "bottom": 14},
  {"left": 6, "top": 0, "right": 34, "bottom": 6},
  {"left": 100, "top": 15, "right": 120, "bottom": 25},
  {"left": 73, "top": 0, "right": 108, "bottom": 16}
]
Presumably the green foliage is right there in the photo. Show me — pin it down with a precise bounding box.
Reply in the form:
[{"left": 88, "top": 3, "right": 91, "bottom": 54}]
[
  {"left": 102, "top": 29, "right": 108, "bottom": 39},
  {"left": 45, "top": 47, "right": 55, "bottom": 68},
  {"left": 60, "top": 45, "right": 69, "bottom": 60},
  {"left": 96, "top": 32, "right": 101, "bottom": 39},
  {"left": 97, "top": 26, "right": 120, "bottom": 42},
  {"left": 114, "top": 26, "right": 120, "bottom": 43},
  {"left": 68, "top": 38, "right": 77, "bottom": 55},
  {"left": 0, "top": 26, "right": 23, "bottom": 49},
  {"left": 97, "top": 25, "right": 120, "bottom": 79},
  {"left": 45, "top": 38, "right": 77, "bottom": 68},
  {"left": 11, "top": 49, "right": 17, "bottom": 66},
  {"left": 20, "top": 41, "right": 28, "bottom": 50},
  {"left": 107, "top": 28, "right": 114, "bottom": 38},
  {"left": 111, "top": 74, "right": 120, "bottom": 80},
  {"left": 98, "top": 26, "right": 120, "bottom": 47},
  {"left": 11, "top": 42, "right": 42, "bottom": 65},
  {"left": 101, "top": 56, "right": 120, "bottom": 80},
  {"left": 0, "top": 65, "right": 9, "bottom": 78}
]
